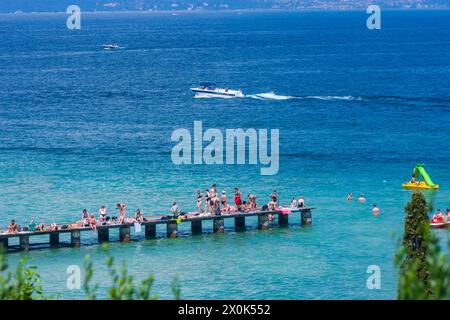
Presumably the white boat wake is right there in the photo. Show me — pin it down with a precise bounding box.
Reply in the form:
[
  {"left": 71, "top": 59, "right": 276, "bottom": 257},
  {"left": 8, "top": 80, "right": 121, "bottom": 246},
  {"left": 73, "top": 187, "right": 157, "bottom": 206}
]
[{"left": 194, "top": 91, "right": 363, "bottom": 101}]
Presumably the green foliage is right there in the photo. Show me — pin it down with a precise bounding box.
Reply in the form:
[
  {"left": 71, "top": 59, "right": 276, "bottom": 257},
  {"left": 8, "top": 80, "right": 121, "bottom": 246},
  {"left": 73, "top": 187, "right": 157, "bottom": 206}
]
[
  {"left": 397, "top": 192, "right": 450, "bottom": 300},
  {"left": 0, "top": 244, "right": 181, "bottom": 300},
  {"left": 83, "top": 243, "right": 162, "bottom": 300},
  {"left": 0, "top": 249, "right": 44, "bottom": 300}
]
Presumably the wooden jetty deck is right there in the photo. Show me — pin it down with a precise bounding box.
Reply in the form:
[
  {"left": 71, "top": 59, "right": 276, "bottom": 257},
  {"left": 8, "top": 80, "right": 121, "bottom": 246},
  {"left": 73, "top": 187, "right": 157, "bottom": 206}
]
[{"left": 0, "top": 207, "right": 314, "bottom": 252}]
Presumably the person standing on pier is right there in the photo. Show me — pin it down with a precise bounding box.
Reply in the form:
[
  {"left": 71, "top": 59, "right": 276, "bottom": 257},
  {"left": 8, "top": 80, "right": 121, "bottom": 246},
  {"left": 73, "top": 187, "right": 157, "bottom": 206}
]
[
  {"left": 197, "top": 190, "right": 203, "bottom": 213},
  {"left": 117, "top": 203, "right": 126, "bottom": 224},
  {"left": 205, "top": 189, "right": 211, "bottom": 213},
  {"left": 234, "top": 187, "right": 242, "bottom": 211},
  {"left": 98, "top": 205, "right": 107, "bottom": 223}
]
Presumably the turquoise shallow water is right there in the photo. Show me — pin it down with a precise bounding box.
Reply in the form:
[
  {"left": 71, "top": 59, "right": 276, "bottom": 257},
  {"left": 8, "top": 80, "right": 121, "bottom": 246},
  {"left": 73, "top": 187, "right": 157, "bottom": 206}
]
[{"left": 0, "top": 10, "right": 450, "bottom": 299}]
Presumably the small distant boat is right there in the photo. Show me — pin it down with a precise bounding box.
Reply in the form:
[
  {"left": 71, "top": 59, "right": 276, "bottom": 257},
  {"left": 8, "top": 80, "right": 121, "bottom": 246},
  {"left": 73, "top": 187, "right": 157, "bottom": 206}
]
[
  {"left": 191, "top": 83, "right": 244, "bottom": 98},
  {"left": 103, "top": 44, "right": 120, "bottom": 50}
]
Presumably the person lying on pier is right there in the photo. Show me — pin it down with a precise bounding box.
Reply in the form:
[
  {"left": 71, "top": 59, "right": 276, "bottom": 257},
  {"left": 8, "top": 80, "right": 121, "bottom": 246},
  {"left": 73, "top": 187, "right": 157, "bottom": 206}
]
[{"left": 7, "top": 220, "right": 19, "bottom": 234}]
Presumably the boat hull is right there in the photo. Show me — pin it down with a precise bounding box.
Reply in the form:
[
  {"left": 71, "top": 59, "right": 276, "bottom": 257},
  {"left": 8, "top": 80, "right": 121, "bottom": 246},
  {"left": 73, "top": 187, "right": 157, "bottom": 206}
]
[{"left": 402, "top": 182, "right": 439, "bottom": 190}]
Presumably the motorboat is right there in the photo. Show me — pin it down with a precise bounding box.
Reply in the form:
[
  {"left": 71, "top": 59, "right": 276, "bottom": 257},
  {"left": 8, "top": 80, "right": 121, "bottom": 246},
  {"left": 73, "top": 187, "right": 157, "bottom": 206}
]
[
  {"left": 191, "top": 83, "right": 244, "bottom": 98},
  {"left": 103, "top": 44, "right": 120, "bottom": 50}
]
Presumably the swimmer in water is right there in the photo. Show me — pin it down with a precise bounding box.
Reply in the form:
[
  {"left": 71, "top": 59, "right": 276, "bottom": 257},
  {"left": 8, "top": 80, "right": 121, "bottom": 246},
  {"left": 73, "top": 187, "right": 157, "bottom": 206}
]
[
  {"left": 358, "top": 194, "right": 366, "bottom": 204},
  {"left": 372, "top": 204, "right": 380, "bottom": 216}
]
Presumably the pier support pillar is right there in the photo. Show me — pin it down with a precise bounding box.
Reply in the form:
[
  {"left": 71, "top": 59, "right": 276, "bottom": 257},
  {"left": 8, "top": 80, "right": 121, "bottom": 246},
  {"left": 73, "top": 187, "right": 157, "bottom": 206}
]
[
  {"left": 50, "top": 233, "right": 59, "bottom": 247},
  {"left": 167, "top": 222, "right": 178, "bottom": 238},
  {"left": 98, "top": 228, "right": 109, "bottom": 243},
  {"left": 19, "top": 235, "right": 30, "bottom": 251},
  {"left": 119, "top": 226, "right": 131, "bottom": 243},
  {"left": 145, "top": 223, "right": 156, "bottom": 239},
  {"left": 0, "top": 238, "right": 8, "bottom": 251},
  {"left": 213, "top": 218, "right": 225, "bottom": 233},
  {"left": 234, "top": 216, "right": 246, "bottom": 232},
  {"left": 301, "top": 209, "right": 312, "bottom": 226},
  {"left": 191, "top": 220, "right": 202, "bottom": 235},
  {"left": 258, "top": 214, "right": 269, "bottom": 230},
  {"left": 278, "top": 213, "right": 289, "bottom": 227},
  {"left": 71, "top": 230, "right": 81, "bottom": 247}
]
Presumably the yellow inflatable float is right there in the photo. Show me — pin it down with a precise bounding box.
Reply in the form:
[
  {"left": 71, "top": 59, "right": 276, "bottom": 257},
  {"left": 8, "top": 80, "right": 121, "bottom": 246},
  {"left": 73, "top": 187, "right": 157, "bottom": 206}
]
[{"left": 402, "top": 164, "right": 439, "bottom": 190}]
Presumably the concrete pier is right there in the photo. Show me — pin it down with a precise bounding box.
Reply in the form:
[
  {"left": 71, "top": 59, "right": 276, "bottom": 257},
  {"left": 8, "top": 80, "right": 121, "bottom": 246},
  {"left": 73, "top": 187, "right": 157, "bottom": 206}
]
[
  {"left": 19, "top": 235, "right": 29, "bottom": 251},
  {"left": 301, "top": 209, "right": 312, "bottom": 225},
  {"left": 213, "top": 217, "right": 225, "bottom": 233},
  {"left": 167, "top": 221, "right": 178, "bottom": 238},
  {"left": 50, "top": 233, "right": 59, "bottom": 247},
  {"left": 0, "top": 238, "right": 8, "bottom": 251},
  {"left": 98, "top": 227, "right": 109, "bottom": 243},
  {"left": 119, "top": 225, "right": 131, "bottom": 242},
  {"left": 278, "top": 213, "right": 289, "bottom": 227},
  {"left": 191, "top": 219, "right": 202, "bottom": 235},
  {"left": 71, "top": 230, "right": 81, "bottom": 247},
  {"left": 234, "top": 216, "right": 246, "bottom": 232},
  {"left": 0, "top": 207, "right": 314, "bottom": 252},
  {"left": 145, "top": 223, "right": 156, "bottom": 239}
]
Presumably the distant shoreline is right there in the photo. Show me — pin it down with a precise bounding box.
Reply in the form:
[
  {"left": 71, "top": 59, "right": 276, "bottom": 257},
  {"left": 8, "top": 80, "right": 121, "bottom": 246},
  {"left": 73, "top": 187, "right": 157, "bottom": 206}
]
[{"left": 2, "top": 7, "right": 450, "bottom": 16}]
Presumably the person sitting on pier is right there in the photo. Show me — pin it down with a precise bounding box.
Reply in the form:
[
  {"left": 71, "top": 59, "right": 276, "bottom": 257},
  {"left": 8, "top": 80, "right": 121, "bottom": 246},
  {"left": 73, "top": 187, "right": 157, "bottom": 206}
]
[
  {"left": 98, "top": 205, "right": 108, "bottom": 223},
  {"left": 134, "top": 209, "right": 144, "bottom": 224},
  {"left": 28, "top": 219, "right": 37, "bottom": 232},
  {"left": 7, "top": 220, "right": 19, "bottom": 234},
  {"left": 270, "top": 190, "right": 278, "bottom": 206},
  {"left": 290, "top": 197, "right": 297, "bottom": 208},
  {"left": 117, "top": 203, "right": 126, "bottom": 224},
  {"left": 89, "top": 214, "right": 97, "bottom": 231},
  {"left": 298, "top": 196, "right": 305, "bottom": 208},
  {"left": 50, "top": 223, "right": 59, "bottom": 231},
  {"left": 248, "top": 194, "right": 257, "bottom": 210},
  {"left": 35, "top": 223, "right": 46, "bottom": 231}
]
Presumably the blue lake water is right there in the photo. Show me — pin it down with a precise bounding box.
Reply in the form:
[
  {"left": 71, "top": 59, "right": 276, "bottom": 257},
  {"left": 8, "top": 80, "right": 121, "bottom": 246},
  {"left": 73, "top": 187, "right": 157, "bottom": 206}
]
[{"left": 0, "top": 10, "right": 450, "bottom": 299}]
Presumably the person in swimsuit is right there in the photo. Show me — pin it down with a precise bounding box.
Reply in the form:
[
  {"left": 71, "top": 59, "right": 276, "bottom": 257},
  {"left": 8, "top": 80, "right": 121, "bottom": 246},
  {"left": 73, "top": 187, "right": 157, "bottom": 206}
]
[
  {"left": 270, "top": 190, "right": 278, "bottom": 206},
  {"left": 220, "top": 191, "right": 228, "bottom": 209},
  {"left": 134, "top": 209, "right": 144, "bottom": 223},
  {"left": 298, "top": 196, "right": 305, "bottom": 208},
  {"left": 410, "top": 175, "right": 419, "bottom": 185},
  {"left": 89, "top": 214, "right": 97, "bottom": 231},
  {"left": 205, "top": 189, "right": 211, "bottom": 213},
  {"left": 358, "top": 194, "right": 366, "bottom": 204},
  {"left": 446, "top": 209, "right": 450, "bottom": 220},
  {"left": 290, "top": 197, "right": 297, "bottom": 208},
  {"left": 98, "top": 205, "right": 107, "bottom": 223},
  {"left": 234, "top": 188, "right": 242, "bottom": 211},
  {"left": 117, "top": 203, "right": 126, "bottom": 224},
  {"left": 81, "top": 209, "right": 89, "bottom": 227},
  {"left": 197, "top": 190, "right": 203, "bottom": 213},
  {"left": 7, "top": 220, "right": 19, "bottom": 233},
  {"left": 372, "top": 204, "right": 380, "bottom": 216}
]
